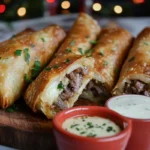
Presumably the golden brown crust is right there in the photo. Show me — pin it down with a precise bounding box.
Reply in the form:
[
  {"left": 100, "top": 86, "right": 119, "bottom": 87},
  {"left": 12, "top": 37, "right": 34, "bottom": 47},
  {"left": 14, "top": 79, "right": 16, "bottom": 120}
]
[
  {"left": 24, "top": 13, "right": 99, "bottom": 118},
  {"left": 93, "top": 27, "right": 133, "bottom": 91},
  {"left": 112, "top": 27, "right": 150, "bottom": 95},
  {"left": 0, "top": 25, "right": 66, "bottom": 108},
  {"left": 56, "top": 13, "right": 100, "bottom": 55}
]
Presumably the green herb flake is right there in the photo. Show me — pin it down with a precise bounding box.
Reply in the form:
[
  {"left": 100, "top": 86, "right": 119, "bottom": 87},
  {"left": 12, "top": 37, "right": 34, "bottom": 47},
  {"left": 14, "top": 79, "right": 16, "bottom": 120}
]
[
  {"left": 85, "top": 35, "right": 89, "bottom": 39},
  {"left": 24, "top": 48, "right": 30, "bottom": 64},
  {"left": 57, "top": 81, "right": 64, "bottom": 90},
  {"left": 78, "top": 48, "right": 84, "bottom": 55},
  {"left": 14, "top": 50, "right": 22, "bottom": 56},
  {"left": 65, "top": 58, "right": 70, "bottom": 63},
  {"left": 32, "top": 59, "right": 41, "bottom": 78},
  {"left": 104, "top": 60, "right": 108, "bottom": 66},
  {"left": 70, "top": 124, "right": 79, "bottom": 128},
  {"left": 102, "top": 123, "right": 106, "bottom": 126},
  {"left": 143, "top": 42, "right": 149, "bottom": 46},
  {"left": 87, "top": 133, "right": 97, "bottom": 137},
  {"left": 128, "top": 56, "right": 135, "bottom": 62},
  {"left": 76, "top": 127, "right": 80, "bottom": 131},
  {"left": 90, "top": 40, "right": 97, "bottom": 45},
  {"left": 65, "top": 48, "right": 72, "bottom": 53},
  {"left": 87, "top": 122, "right": 94, "bottom": 128},
  {"left": 52, "top": 65, "right": 59, "bottom": 68},
  {"left": 6, "top": 104, "right": 18, "bottom": 113},
  {"left": 115, "top": 68, "right": 119, "bottom": 74},
  {"left": 44, "top": 67, "right": 51, "bottom": 71},
  {"left": 99, "top": 50, "right": 104, "bottom": 56},
  {"left": 80, "top": 131, "right": 86, "bottom": 134},
  {"left": 70, "top": 40, "right": 75, "bottom": 46},
  {"left": 41, "top": 37, "right": 46, "bottom": 42},
  {"left": 30, "top": 44, "right": 35, "bottom": 48},
  {"left": 24, "top": 73, "right": 32, "bottom": 83},
  {"left": 106, "top": 126, "right": 113, "bottom": 132}
]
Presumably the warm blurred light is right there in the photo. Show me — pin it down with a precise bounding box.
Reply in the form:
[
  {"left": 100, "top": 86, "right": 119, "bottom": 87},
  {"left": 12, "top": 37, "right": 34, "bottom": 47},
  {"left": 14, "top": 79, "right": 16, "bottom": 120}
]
[
  {"left": 4, "top": 0, "right": 11, "bottom": 4},
  {"left": 133, "top": 0, "right": 144, "bottom": 4},
  {"left": 17, "top": 7, "right": 26, "bottom": 17},
  {"left": 0, "top": 4, "right": 6, "bottom": 13},
  {"left": 46, "top": 0, "right": 55, "bottom": 3},
  {"left": 114, "top": 5, "right": 123, "bottom": 14},
  {"left": 92, "top": 3, "right": 102, "bottom": 11},
  {"left": 61, "top": 1, "right": 71, "bottom": 9}
]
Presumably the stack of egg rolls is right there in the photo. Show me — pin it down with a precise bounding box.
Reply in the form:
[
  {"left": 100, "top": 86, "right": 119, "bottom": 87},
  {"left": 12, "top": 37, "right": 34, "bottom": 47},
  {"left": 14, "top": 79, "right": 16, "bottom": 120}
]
[
  {"left": 0, "top": 25, "right": 66, "bottom": 108},
  {"left": 113, "top": 27, "right": 150, "bottom": 96},
  {"left": 81, "top": 27, "right": 133, "bottom": 104},
  {"left": 24, "top": 13, "right": 100, "bottom": 118}
]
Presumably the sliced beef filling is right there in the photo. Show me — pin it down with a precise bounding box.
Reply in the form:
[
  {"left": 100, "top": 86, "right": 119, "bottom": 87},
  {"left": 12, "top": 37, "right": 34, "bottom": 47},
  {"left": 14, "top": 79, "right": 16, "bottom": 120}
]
[
  {"left": 86, "top": 80, "right": 110, "bottom": 104},
  {"left": 124, "top": 80, "right": 150, "bottom": 96},
  {"left": 55, "top": 67, "right": 88, "bottom": 109}
]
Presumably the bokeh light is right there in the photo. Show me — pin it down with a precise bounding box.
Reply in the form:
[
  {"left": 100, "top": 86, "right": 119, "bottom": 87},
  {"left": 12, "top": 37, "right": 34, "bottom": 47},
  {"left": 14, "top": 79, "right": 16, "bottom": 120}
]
[
  {"left": 46, "top": 0, "right": 55, "bottom": 3},
  {"left": 17, "top": 7, "right": 26, "bottom": 17},
  {"left": 114, "top": 5, "right": 123, "bottom": 14},
  {"left": 61, "top": 1, "right": 71, "bottom": 9},
  {"left": 133, "top": 0, "right": 145, "bottom": 4},
  {"left": 0, "top": 4, "right": 6, "bottom": 13},
  {"left": 92, "top": 3, "right": 102, "bottom": 11}
]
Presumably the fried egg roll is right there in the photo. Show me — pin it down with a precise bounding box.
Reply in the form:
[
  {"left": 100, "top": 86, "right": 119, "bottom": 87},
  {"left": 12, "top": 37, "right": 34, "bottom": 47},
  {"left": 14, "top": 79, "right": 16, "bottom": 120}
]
[
  {"left": 0, "top": 25, "right": 66, "bottom": 108},
  {"left": 24, "top": 13, "right": 99, "bottom": 118},
  {"left": 112, "top": 27, "right": 150, "bottom": 96},
  {"left": 81, "top": 28, "right": 133, "bottom": 104}
]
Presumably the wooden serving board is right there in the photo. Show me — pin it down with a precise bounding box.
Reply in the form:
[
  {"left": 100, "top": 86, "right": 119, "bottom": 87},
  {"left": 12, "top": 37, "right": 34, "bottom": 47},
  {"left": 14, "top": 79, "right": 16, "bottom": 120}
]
[{"left": 0, "top": 99, "right": 97, "bottom": 150}]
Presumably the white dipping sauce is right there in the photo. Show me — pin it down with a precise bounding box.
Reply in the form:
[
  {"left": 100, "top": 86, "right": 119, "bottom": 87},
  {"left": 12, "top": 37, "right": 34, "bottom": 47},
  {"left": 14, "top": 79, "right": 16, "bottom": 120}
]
[
  {"left": 62, "top": 116, "right": 121, "bottom": 137},
  {"left": 108, "top": 95, "right": 150, "bottom": 119}
]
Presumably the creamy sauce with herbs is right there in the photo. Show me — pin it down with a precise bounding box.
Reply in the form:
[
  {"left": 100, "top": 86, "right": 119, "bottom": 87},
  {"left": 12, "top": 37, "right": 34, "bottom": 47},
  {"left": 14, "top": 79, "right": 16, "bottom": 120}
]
[
  {"left": 62, "top": 116, "right": 121, "bottom": 137},
  {"left": 108, "top": 95, "right": 150, "bottom": 119}
]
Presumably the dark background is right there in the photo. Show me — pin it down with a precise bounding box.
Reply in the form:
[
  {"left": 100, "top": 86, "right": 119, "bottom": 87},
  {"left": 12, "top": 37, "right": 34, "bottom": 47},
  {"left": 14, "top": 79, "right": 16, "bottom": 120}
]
[{"left": 0, "top": 0, "right": 149, "bottom": 21}]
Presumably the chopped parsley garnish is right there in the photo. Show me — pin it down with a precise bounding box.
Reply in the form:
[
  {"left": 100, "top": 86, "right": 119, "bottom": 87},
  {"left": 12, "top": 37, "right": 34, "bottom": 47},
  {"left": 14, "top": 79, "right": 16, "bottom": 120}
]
[
  {"left": 44, "top": 67, "right": 51, "bottom": 71},
  {"left": 80, "top": 131, "right": 86, "bottom": 134},
  {"left": 143, "top": 42, "right": 149, "bottom": 45},
  {"left": 78, "top": 48, "right": 84, "bottom": 55},
  {"left": 85, "top": 35, "right": 89, "bottom": 39},
  {"left": 87, "top": 122, "right": 94, "bottom": 128},
  {"left": 65, "top": 58, "right": 70, "bottom": 63},
  {"left": 30, "top": 44, "right": 35, "bottom": 48},
  {"left": 70, "top": 124, "right": 79, "bottom": 128},
  {"left": 52, "top": 65, "right": 59, "bottom": 68},
  {"left": 65, "top": 48, "right": 72, "bottom": 53},
  {"left": 76, "top": 127, "right": 80, "bottom": 131},
  {"left": 102, "top": 123, "right": 106, "bottom": 126},
  {"left": 14, "top": 50, "right": 22, "bottom": 56},
  {"left": 104, "top": 60, "right": 108, "bottom": 66},
  {"left": 87, "top": 133, "right": 96, "bottom": 137},
  {"left": 90, "top": 40, "right": 97, "bottom": 45},
  {"left": 6, "top": 104, "right": 18, "bottom": 113},
  {"left": 106, "top": 126, "right": 113, "bottom": 132},
  {"left": 41, "top": 37, "right": 46, "bottom": 42},
  {"left": 115, "top": 68, "right": 119, "bottom": 74},
  {"left": 32, "top": 59, "right": 41, "bottom": 78},
  {"left": 24, "top": 48, "right": 30, "bottom": 64},
  {"left": 24, "top": 73, "right": 32, "bottom": 83},
  {"left": 128, "top": 56, "right": 135, "bottom": 62},
  {"left": 57, "top": 81, "right": 64, "bottom": 90},
  {"left": 99, "top": 50, "right": 104, "bottom": 56},
  {"left": 70, "top": 40, "right": 75, "bottom": 46}
]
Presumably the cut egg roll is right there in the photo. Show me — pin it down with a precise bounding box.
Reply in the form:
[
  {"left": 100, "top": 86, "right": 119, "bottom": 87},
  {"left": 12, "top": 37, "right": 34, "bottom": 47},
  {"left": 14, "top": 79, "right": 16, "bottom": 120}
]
[
  {"left": 0, "top": 25, "right": 66, "bottom": 108},
  {"left": 81, "top": 28, "right": 133, "bottom": 104},
  {"left": 112, "top": 27, "right": 150, "bottom": 96},
  {"left": 24, "top": 13, "right": 99, "bottom": 119}
]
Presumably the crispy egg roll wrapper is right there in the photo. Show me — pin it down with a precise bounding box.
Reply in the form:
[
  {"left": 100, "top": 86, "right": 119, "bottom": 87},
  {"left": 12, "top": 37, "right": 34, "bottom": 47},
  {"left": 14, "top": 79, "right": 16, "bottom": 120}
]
[
  {"left": 81, "top": 28, "right": 133, "bottom": 103},
  {"left": 112, "top": 27, "right": 150, "bottom": 96},
  {"left": 0, "top": 25, "right": 66, "bottom": 108},
  {"left": 24, "top": 13, "right": 99, "bottom": 118}
]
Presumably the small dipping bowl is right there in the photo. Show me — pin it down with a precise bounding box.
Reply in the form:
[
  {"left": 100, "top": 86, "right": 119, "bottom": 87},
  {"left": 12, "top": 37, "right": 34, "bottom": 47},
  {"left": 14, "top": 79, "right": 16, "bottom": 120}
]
[
  {"left": 106, "top": 95, "right": 150, "bottom": 150},
  {"left": 53, "top": 106, "right": 132, "bottom": 150}
]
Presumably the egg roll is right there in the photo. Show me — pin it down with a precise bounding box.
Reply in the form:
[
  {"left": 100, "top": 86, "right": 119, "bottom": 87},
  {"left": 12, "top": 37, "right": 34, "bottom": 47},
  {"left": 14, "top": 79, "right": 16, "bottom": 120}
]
[
  {"left": 112, "top": 27, "right": 150, "bottom": 96},
  {"left": 81, "top": 28, "right": 133, "bottom": 104},
  {"left": 24, "top": 13, "right": 99, "bottom": 119},
  {"left": 0, "top": 25, "right": 66, "bottom": 108}
]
